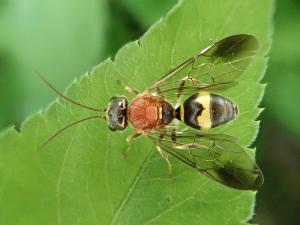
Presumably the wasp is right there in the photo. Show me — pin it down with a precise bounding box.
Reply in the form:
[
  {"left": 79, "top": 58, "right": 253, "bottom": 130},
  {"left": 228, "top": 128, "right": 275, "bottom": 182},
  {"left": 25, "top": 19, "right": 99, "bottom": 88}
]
[{"left": 38, "top": 34, "right": 264, "bottom": 190}]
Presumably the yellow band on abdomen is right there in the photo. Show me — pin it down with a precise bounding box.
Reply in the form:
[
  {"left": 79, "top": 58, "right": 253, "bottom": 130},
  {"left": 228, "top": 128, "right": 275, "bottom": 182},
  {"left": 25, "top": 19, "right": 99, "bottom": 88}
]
[
  {"left": 196, "top": 92, "right": 212, "bottom": 129},
  {"left": 180, "top": 105, "right": 185, "bottom": 121}
]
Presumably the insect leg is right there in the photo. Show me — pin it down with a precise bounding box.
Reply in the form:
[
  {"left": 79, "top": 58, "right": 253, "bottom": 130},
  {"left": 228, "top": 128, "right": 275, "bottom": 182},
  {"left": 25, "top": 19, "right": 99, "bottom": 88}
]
[
  {"left": 123, "top": 131, "right": 142, "bottom": 156},
  {"left": 170, "top": 129, "right": 194, "bottom": 156},
  {"left": 171, "top": 130, "right": 177, "bottom": 148},
  {"left": 157, "top": 133, "right": 173, "bottom": 177},
  {"left": 176, "top": 79, "right": 186, "bottom": 102},
  {"left": 175, "top": 78, "right": 193, "bottom": 108},
  {"left": 117, "top": 80, "right": 140, "bottom": 96},
  {"left": 176, "top": 61, "right": 202, "bottom": 103}
]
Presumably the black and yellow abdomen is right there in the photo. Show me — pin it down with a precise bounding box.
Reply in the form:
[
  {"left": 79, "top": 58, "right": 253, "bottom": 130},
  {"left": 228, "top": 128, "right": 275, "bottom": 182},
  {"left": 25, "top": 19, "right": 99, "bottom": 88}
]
[{"left": 175, "top": 92, "right": 238, "bottom": 129}]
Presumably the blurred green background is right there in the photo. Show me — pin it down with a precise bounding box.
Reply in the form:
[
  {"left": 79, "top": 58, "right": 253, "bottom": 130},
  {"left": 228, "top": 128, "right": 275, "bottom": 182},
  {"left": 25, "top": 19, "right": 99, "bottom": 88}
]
[{"left": 0, "top": 0, "right": 299, "bottom": 224}]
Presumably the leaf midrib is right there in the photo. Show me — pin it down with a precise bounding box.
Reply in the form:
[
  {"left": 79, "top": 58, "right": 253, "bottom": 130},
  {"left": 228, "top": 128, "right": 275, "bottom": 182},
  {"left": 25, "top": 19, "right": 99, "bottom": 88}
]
[{"left": 109, "top": 150, "right": 154, "bottom": 225}]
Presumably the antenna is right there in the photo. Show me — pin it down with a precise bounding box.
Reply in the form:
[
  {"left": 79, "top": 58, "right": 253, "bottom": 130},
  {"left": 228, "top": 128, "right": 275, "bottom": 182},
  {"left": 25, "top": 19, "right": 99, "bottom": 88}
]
[
  {"left": 35, "top": 71, "right": 106, "bottom": 112},
  {"left": 38, "top": 115, "right": 106, "bottom": 150}
]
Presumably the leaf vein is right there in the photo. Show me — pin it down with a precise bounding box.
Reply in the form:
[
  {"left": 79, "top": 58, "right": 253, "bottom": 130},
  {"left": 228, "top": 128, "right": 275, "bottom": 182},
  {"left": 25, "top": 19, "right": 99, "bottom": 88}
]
[
  {"left": 56, "top": 139, "right": 74, "bottom": 225},
  {"left": 142, "top": 180, "right": 209, "bottom": 225},
  {"left": 109, "top": 151, "right": 155, "bottom": 225}
]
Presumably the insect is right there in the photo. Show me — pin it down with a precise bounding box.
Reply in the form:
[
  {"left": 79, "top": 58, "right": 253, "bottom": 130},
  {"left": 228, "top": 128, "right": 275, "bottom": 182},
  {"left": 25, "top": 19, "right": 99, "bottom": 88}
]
[{"left": 38, "top": 34, "right": 264, "bottom": 190}]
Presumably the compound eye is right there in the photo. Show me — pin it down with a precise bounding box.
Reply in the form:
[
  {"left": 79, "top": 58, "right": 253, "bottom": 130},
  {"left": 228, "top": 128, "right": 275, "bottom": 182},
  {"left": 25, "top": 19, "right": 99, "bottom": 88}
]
[{"left": 108, "top": 125, "right": 116, "bottom": 132}]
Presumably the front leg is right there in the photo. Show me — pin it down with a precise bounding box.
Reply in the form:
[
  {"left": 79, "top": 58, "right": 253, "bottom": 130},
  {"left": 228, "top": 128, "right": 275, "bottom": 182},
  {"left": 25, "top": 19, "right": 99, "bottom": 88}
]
[
  {"left": 117, "top": 80, "right": 140, "bottom": 96},
  {"left": 123, "top": 131, "right": 142, "bottom": 156}
]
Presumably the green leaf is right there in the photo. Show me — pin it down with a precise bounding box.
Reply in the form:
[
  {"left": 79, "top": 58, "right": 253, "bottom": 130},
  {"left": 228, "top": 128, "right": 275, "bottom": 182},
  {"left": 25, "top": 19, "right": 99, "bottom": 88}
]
[{"left": 0, "top": 0, "right": 272, "bottom": 224}]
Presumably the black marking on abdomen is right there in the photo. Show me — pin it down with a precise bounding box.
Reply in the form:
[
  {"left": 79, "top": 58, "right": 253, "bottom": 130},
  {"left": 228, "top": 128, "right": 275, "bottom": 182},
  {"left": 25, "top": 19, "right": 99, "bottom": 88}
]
[
  {"left": 183, "top": 94, "right": 204, "bottom": 129},
  {"left": 210, "top": 94, "right": 238, "bottom": 127}
]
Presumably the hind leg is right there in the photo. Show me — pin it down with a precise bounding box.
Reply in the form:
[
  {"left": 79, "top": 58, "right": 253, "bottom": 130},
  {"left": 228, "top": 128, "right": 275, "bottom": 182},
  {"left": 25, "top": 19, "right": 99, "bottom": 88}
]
[{"left": 156, "top": 133, "right": 172, "bottom": 177}]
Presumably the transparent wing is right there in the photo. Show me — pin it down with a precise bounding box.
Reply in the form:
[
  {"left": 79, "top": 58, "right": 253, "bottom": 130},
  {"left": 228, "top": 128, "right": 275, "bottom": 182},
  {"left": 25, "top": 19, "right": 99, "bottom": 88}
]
[
  {"left": 146, "top": 34, "right": 259, "bottom": 100},
  {"left": 146, "top": 129, "right": 263, "bottom": 190}
]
